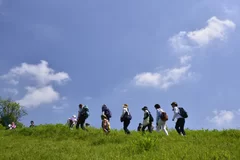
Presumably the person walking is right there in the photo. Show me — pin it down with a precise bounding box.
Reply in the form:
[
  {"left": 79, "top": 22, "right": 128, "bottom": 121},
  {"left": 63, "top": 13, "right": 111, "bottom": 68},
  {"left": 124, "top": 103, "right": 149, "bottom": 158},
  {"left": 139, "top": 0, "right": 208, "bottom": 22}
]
[
  {"left": 102, "top": 104, "right": 112, "bottom": 121},
  {"left": 101, "top": 114, "right": 111, "bottom": 134},
  {"left": 171, "top": 102, "right": 186, "bottom": 136},
  {"left": 141, "top": 106, "right": 153, "bottom": 133},
  {"left": 137, "top": 123, "right": 142, "bottom": 131},
  {"left": 120, "top": 104, "right": 131, "bottom": 134},
  {"left": 76, "top": 104, "right": 89, "bottom": 130},
  {"left": 154, "top": 104, "right": 169, "bottom": 136}
]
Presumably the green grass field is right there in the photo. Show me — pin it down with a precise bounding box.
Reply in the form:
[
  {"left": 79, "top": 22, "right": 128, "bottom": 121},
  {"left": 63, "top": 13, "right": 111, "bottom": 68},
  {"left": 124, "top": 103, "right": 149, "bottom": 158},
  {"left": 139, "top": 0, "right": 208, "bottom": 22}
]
[{"left": 0, "top": 124, "right": 239, "bottom": 160}]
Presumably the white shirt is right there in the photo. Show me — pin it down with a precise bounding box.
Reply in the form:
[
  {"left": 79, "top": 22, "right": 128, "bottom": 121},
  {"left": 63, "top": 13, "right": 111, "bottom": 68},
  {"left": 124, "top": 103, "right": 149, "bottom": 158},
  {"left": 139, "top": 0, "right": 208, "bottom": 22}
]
[
  {"left": 172, "top": 107, "right": 182, "bottom": 120},
  {"left": 156, "top": 108, "right": 164, "bottom": 122},
  {"left": 121, "top": 107, "right": 129, "bottom": 118},
  {"left": 143, "top": 110, "right": 150, "bottom": 126}
]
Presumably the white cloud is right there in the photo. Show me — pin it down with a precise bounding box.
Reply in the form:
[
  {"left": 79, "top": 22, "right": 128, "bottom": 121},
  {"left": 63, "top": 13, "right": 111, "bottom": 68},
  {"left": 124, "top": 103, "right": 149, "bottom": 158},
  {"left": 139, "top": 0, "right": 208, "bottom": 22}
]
[
  {"left": 17, "top": 85, "right": 60, "bottom": 108},
  {"left": 84, "top": 96, "right": 92, "bottom": 100},
  {"left": 1, "top": 60, "right": 70, "bottom": 108},
  {"left": 180, "top": 55, "right": 192, "bottom": 65},
  {"left": 208, "top": 110, "right": 235, "bottom": 126},
  {"left": 133, "top": 17, "right": 235, "bottom": 90},
  {"left": 133, "top": 65, "right": 191, "bottom": 89},
  {"left": 52, "top": 103, "right": 69, "bottom": 114},
  {"left": 53, "top": 105, "right": 64, "bottom": 110},
  {"left": 169, "top": 16, "right": 236, "bottom": 52},
  {"left": 52, "top": 103, "right": 69, "bottom": 110},
  {"left": 3, "top": 88, "right": 18, "bottom": 96},
  {"left": 1, "top": 60, "right": 70, "bottom": 86}
]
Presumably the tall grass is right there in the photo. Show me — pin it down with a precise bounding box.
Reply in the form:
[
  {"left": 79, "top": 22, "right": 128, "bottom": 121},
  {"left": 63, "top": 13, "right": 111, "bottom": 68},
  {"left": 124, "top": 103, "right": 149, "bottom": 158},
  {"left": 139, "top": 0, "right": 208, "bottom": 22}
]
[{"left": 0, "top": 124, "right": 239, "bottom": 160}]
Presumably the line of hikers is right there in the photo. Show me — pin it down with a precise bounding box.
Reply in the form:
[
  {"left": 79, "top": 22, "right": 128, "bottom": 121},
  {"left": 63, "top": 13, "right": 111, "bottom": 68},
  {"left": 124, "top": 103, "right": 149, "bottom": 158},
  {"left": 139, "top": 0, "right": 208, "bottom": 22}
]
[{"left": 67, "top": 101, "right": 188, "bottom": 136}]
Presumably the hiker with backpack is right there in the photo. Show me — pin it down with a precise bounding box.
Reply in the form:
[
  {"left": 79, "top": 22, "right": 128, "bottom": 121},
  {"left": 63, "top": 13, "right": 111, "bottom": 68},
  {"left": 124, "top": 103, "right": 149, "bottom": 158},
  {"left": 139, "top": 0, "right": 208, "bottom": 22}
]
[
  {"left": 171, "top": 102, "right": 188, "bottom": 136},
  {"left": 154, "top": 104, "right": 169, "bottom": 136},
  {"left": 76, "top": 104, "right": 89, "bottom": 130},
  {"left": 102, "top": 104, "right": 112, "bottom": 121},
  {"left": 141, "top": 106, "right": 153, "bottom": 133},
  {"left": 120, "top": 104, "right": 131, "bottom": 134}
]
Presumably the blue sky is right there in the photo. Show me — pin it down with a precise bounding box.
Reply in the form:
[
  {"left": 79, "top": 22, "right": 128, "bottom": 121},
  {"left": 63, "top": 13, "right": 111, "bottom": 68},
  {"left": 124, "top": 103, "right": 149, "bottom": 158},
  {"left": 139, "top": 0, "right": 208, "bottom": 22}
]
[{"left": 1, "top": 0, "right": 240, "bottom": 130}]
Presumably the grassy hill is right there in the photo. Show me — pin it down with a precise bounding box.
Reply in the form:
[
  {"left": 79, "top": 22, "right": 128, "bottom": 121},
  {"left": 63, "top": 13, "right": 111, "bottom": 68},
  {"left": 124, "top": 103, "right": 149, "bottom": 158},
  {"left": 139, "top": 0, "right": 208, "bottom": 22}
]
[{"left": 0, "top": 124, "right": 239, "bottom": 160}]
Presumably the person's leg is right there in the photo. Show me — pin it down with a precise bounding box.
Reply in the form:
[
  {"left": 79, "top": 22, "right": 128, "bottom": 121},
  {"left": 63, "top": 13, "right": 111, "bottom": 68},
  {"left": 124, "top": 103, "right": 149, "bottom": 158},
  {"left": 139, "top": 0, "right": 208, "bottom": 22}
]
[
  {"left": 175, "top": 119, "right": 181, "bottom": 135},
  {"left": 156, "top": 123, "right": 160, "bottom": 132},
  {"left": 142, "top": 124, "right": 147, "bottom": 132},
  {"left": 147, "top": 123, "right": 152, "bottom": 133},
  {"left": 161, "top": 122, "right": 169, "bottom": 136},
  {"left": 76, "top": 118, "right": 80, "bottom": 129},
  {"left": 69, "top": 120, "right": 73, "bottom": 128},
  {"left": 124, "top": 120, "right": 130, "bottom": 134},
  {"left": 179, "top": 118, "right": 186, "bottom": 135},
  {"left": 80, "top": 118, "right": 86, "bottom": 130},
  {"left": 123, "top": 120, "right": 128, "bottom": 134}
]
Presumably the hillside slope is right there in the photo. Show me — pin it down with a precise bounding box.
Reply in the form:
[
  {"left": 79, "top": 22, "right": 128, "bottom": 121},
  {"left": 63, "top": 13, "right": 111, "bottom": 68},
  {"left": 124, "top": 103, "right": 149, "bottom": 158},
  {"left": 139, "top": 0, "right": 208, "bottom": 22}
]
[{"left": 0, "top": 124, "right": 239, "bottom": 160}]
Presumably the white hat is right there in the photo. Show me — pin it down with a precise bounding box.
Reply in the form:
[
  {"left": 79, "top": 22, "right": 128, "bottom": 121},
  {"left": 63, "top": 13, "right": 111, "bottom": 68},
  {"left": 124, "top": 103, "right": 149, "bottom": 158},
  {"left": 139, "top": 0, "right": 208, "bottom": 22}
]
[{"left": 72, "top": 115, "right": 76, "bottom": 118}]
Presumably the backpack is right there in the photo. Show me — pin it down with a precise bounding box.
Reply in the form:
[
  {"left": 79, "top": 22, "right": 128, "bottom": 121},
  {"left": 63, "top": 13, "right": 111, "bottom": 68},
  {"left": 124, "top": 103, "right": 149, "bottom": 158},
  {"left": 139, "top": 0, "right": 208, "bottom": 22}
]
[
  {"left": 160, "top": 112, "right": 168, "bottom": 121},
  {"left": 126, "top": 109, "right": 132, "bottom": 120},
  {"left": 105, "top": 108, "right": 112, "bottom": 118},
  {"left": 149, "top": 111, "right": 154, "bottom": 123},
  {"left": 121, "top": 109, "right": 132, "bottom": 121},
  {"left": 81, "top": 107, "right": 89, "bottom": 119},
  {"left": 179, "top": 107, "right": 188, "bottom": 118}
]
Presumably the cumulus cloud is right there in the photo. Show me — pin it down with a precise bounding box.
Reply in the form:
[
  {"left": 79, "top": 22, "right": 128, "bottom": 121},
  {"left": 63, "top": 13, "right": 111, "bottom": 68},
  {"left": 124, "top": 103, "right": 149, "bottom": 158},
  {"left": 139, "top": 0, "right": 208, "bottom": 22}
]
[
  {"left": 133, "top": 16, "right": 235, "bottom": 90},
  {"left": 3, "top": 88, "right": 19, "bottom": 96},
  {"left": 0, "top": 60, "right": 70, "bottom": 108},
  {"left": 134, "top": 65, "right": 191, "bottom": 89},
  {"left": 17, "top": 85, "right": 59, "bottom": 108},
  {"left": 169, "top": 16, "right": 236, "bottom": 52},
  {"left": 208, "top": 110, "right": 235, "bottom": 126},
  {"left": 1, "top": 60, "right": 70, "bottom": 86}
]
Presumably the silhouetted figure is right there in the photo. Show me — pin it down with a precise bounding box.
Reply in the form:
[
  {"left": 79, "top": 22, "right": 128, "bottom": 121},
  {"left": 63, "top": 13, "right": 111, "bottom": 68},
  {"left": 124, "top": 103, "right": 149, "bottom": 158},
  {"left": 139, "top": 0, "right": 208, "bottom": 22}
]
[{"left": 137, "top": 123, "right": 142, "bottom": 131}]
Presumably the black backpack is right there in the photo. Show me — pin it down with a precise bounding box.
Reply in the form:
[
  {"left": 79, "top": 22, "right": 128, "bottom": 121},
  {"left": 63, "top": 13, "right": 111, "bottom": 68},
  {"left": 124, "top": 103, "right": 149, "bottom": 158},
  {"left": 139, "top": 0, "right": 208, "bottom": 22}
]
[
  {"left": 105, "top": 109, "right": 112, "bottom": 118},
  {"left": 121, "top": 109, "right": 132, "bottom": 122},
  {"left": 179, "top": 107, "right": 188, "bottom": 118},
  {"left": 148, "top": 111, "right": 154, "bottom": 123}
]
